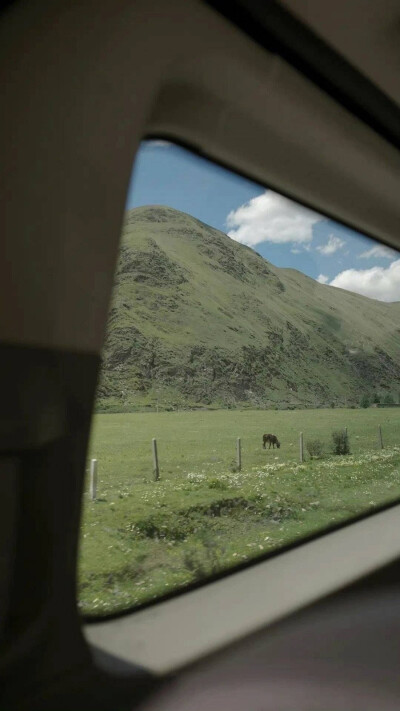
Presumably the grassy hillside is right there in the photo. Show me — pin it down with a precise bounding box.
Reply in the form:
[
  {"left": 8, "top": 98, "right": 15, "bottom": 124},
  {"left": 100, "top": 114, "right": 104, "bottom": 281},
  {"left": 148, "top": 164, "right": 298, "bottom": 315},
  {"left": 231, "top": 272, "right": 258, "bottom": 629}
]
[{"left": 97, "top": 205, "right": 400, "bottom": 411}]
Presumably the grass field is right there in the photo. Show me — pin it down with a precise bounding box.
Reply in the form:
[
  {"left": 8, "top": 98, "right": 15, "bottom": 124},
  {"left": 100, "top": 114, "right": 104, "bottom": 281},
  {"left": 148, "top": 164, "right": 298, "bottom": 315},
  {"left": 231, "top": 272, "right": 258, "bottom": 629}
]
[{"left": 78, "top": 407, "right": 400, "bottom": 616}]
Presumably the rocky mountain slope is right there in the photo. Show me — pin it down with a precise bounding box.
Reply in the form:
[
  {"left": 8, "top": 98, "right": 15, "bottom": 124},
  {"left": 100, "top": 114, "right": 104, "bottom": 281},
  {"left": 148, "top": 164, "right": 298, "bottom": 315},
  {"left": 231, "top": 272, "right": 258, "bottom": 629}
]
[{"left": 97, "top": 205, "right": 400, "bottom": 410}]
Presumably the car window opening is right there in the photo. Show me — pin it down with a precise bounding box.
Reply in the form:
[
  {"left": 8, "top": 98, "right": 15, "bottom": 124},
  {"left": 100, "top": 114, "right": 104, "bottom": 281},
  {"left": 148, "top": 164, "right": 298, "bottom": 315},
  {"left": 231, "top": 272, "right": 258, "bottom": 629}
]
[{"left": 78, "top": 140, "right": 400, "bottom": 617}]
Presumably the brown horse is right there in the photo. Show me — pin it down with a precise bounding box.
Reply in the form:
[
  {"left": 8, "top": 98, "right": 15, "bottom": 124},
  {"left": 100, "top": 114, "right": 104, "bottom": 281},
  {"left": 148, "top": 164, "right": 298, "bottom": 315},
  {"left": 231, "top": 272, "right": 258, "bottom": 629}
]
[{"left": 262, "top": 433, "right": 280, "bottom": 449}]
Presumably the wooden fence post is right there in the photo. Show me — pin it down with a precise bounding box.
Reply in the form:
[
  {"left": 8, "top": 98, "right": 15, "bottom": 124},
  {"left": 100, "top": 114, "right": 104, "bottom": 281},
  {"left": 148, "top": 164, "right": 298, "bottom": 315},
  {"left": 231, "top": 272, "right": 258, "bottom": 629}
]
[
  {"left": 378, "top": 425, "right": 384, "bottom": 449},
  {"left": 344, "top": 427, "right": 348, "bottom": 437},
  {"left": 299, "top": 432, "right": 304, "bottom": 463},
  {"left": 152, "top": 438, "right": 160, "bottom": 481},
  {"left": 90, "top": 459, "right": 97, "bottom": 501},
  {"left": 236, "top": 438, "right": 242, "bottom": 472}
]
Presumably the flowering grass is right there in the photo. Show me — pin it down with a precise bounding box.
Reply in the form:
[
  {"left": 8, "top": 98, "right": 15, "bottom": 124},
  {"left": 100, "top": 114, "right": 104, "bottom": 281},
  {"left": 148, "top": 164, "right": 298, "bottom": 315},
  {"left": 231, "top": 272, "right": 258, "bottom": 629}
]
[{"left": 78, "top": 407, "right": 400, "bottom": 615}]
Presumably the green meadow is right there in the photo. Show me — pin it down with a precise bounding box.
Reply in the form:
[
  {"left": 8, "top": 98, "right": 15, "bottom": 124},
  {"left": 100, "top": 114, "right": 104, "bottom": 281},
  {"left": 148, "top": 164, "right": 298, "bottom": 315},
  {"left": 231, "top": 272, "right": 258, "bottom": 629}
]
[{"left": 78, "top": 407, "right": 400, "bottom": 616}]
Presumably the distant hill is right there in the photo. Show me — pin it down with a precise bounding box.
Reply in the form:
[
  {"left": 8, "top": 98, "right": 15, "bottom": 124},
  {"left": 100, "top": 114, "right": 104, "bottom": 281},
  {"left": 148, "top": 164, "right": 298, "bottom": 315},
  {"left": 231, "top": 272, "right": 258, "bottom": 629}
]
[{"left": 97, "top": 205, "right": 400, "bottom": 411}]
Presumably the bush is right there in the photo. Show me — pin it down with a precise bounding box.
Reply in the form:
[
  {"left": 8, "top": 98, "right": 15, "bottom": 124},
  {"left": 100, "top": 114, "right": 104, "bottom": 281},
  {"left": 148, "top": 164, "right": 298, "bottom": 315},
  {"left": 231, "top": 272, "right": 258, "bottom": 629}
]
[
  {"left": 359, "top": 394, "right": 370, "bottom": 408},
  {"left": 332, "top": 430, "right": 350, "bottom": 455},
  {"left": 306, "top": 439, "right": 323, "bottom": 459},
  {"left": 208, "top": 477, "right": 228, "bottom": 491},
  {"left": 383, "top": 393, "right": 394, "bottom": 405}
]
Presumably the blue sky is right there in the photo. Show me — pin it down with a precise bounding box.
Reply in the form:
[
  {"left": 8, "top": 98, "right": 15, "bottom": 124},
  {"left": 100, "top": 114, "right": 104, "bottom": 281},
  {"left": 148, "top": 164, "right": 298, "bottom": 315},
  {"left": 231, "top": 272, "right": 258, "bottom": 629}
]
[{"left": 125, "top": 140, "right": 400, "bottom": 302}]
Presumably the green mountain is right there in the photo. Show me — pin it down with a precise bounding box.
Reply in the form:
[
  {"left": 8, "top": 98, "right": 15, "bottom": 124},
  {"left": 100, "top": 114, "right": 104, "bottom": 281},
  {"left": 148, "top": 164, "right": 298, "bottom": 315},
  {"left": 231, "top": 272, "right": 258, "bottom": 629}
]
[{"left": 97, "top": 205, "right": 400, "bottom": 411}]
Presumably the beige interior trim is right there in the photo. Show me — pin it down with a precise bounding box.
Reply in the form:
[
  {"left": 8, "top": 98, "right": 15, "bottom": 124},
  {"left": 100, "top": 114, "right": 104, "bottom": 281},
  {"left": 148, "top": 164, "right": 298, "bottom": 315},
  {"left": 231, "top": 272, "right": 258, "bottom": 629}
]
[
  {"left": 85, "top": 504, "right": 400, "bottom": 674},
  {"left": 281, "top": 0, "right": 400, "bottom": 108}
]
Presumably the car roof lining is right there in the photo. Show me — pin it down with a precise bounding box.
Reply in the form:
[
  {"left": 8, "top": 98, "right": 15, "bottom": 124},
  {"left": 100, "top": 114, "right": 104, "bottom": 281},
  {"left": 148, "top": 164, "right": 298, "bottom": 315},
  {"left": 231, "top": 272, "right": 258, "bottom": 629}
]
[
  {"left": 206, "top": 0, "right": 400, "bottom": 151},
  {"left": 281, "top": 0, "right": 400, "bottom": 109}
]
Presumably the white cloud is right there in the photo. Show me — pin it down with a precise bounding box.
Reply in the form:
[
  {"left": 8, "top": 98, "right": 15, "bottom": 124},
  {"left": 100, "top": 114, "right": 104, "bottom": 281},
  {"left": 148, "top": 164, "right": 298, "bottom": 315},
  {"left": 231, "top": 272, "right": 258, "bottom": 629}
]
[
  {"left": 329, "top": 259, "right": 400, "bottom": 302},
  {"left": 359, "top": 245, "right": 397, "bottom": 260},
  {"left": 291, "top": 248, "right": 301, "bottom": 254},
  {"left": 317, "top": 274, "right": 329, "bottom": 284},
  {"left": 226, "top": 191, "right": 321, "bottom": 247},
  {"left": 316, "top": 234, "right": 345, "bottom": 255}
]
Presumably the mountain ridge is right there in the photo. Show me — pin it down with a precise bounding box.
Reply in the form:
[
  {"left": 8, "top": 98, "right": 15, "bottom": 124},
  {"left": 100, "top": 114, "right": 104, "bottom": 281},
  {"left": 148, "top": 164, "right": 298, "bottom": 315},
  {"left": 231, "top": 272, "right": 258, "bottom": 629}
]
[{"left": 97, "top": 205, "right": 400, "bottom": 411}]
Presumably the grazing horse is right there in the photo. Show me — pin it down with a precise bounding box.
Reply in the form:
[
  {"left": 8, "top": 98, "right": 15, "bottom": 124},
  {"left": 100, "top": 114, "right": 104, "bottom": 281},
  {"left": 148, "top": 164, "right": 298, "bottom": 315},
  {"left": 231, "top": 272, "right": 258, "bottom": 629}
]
[{"left": 263, "top": 433, "right": 280, "bottom": 449}]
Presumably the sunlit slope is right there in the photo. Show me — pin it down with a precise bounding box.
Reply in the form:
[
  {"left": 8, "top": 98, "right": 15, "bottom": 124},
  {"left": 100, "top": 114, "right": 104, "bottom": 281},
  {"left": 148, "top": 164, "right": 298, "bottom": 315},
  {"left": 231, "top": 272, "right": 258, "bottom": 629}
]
[{"left": 99, "top": 205, "right": 400, "bottom": 409}]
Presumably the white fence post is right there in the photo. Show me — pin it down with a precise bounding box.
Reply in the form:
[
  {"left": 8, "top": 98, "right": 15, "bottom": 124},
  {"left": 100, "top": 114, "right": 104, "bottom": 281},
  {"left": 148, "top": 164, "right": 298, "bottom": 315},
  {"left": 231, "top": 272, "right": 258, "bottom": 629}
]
[
  {"left": 152, "top": 438, "right": 160, "bottom": 481},
  {"left": 299, "top": 432, "right": 304, "bottom": 463},
  {"left": 236, "top": 437, "right": 242, "bottom": 472},
  {"left": 90, "top": 459, "right": 97, "bottom": 501}
]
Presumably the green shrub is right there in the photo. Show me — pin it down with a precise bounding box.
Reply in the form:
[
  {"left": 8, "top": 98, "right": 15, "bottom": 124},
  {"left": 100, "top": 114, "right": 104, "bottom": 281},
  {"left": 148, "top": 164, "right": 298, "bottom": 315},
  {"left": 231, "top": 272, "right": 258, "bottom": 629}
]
[
  {"left": 359, "top": 394, "right": 370, "bottom": 408},
  {"left": 383, "top": 393, "right": 395, "bottom": 405},
  {"left": 208, "top": 477, "right": 228, "bottom": 490},
  {"left": 332, "top": 430, "right": 350, "bottom": 455},
  {"left": 306, "top": 439, "right": 323, "bottom": 459}
]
